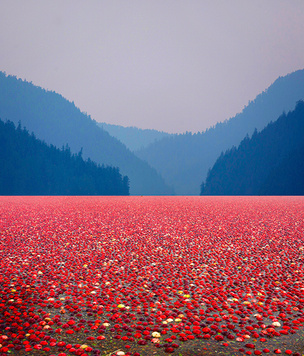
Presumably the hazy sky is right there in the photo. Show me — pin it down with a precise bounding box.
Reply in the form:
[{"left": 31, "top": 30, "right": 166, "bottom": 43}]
[{"left": 1, "top": 1, "right": 304, "bottom": 133}]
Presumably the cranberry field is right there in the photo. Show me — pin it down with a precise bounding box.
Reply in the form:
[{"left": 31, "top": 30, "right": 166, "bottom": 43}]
[{"left": 1, "top": 196, "right": 304, "bottom": 356}]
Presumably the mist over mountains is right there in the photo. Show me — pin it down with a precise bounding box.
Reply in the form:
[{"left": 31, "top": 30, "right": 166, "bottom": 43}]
[
  {"left": 0, "top": 69, "right": 303, "bottom": 196},
  {"left": 201, "top": 101, "right": 304, "bottom": 195},
  {"left": 97, "top": 122, "right": 172, "bottom": 152},
  {"left": 0, "top": 119, "right": 129, "bottom": 195},
  {"left": 134, "top": 70, "right": 304, "bottom": 195},
  {"left": 0, "top": 72, "right": 173, "bottom": 195}
]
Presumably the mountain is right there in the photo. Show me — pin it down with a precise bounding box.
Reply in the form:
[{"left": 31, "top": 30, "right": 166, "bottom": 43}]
[
  {"left": 135, "top": 69, "right": 304, "bottom": 195},
  {"left": 0, "top": 119, "right": 129, "bottom": 195},
  {"left": 259, "top": 143, "right": 304, "bottom": 195},
  {"left": 201, "top": 101, "right": 304, "bottom": 195},
  {"left": 97, "top": 122, "right": 172, "bottom": 151},
  {"left": 0, "top": 72, "right": 173, "bottom": 195}
]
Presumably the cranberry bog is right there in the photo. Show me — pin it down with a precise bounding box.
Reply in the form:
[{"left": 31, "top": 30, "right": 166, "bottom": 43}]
[{"left": 1, "top": 196, "right": 304, "bottom": 356}]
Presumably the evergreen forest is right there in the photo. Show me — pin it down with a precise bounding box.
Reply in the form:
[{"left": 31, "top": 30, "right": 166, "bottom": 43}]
[
  {"left": 135, "top": 70, "right": 304, "bottom": 195},
  {"left": 0, "top": 72, "right": 173, "bottom": 195},
  {"left": 200, "top": 101, "right": 304, "bottom": 195},
  {"left": 0, "top": 119, "right": 129, "bottom": 195}
]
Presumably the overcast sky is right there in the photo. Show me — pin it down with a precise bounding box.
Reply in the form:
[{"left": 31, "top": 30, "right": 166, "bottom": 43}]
[{"left": 0, "top": 1, "right": 304, "bottom": 133}]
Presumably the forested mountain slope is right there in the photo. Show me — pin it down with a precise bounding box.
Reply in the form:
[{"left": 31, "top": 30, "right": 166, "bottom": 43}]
[
  {"left": 0, "top": 72, "right": 173, "bottom": 195},
  {"left": 201, "top": 101, "right": 304, "bottom": 195},
  {"left": 0, "top": 119, "right": 129, "bottom": 195},
  {"left": 135, "top": 70, "right": 304, "bottom": 195},
  {"left": 97, "top": 122, "right": 172, "bottom": 151}
]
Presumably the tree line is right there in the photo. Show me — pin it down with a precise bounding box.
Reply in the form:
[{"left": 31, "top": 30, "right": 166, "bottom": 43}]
[
  {"left": 201, "top": 101, "right": 304, "bottom": 195},
  {"left": 0, "top": 119, "right": 129, "bottom": 195}
]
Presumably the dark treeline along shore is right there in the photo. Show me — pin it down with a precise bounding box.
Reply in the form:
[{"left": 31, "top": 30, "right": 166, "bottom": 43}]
[
  {"left": 0, "top": 119, "right": 129, "bottom": 195},
  {"left": 0, "top": 71, "right": 173, "bottom": 195},
  {"left": 1, "top": 69, "right": 304, "bottom": 196},
  {"left": 200, "top": 101, "right": 304, "bottom": 196}
]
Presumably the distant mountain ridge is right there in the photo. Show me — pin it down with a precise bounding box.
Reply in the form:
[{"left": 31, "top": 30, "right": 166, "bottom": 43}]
[
  {"left": 200, "top": 101, "right": 304, "bottom": 195},
  {"left": 0, "top": 119, "right": 129, "bottom": 195},
  {"left": 97, "top": 122, "right": 172, "bottom": 151},
  {"left": 135, "top": 69, "right": 304, "bottom": 195},
  {"left": 0, "top": 72, "right": 173, "bottom": 195}
]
